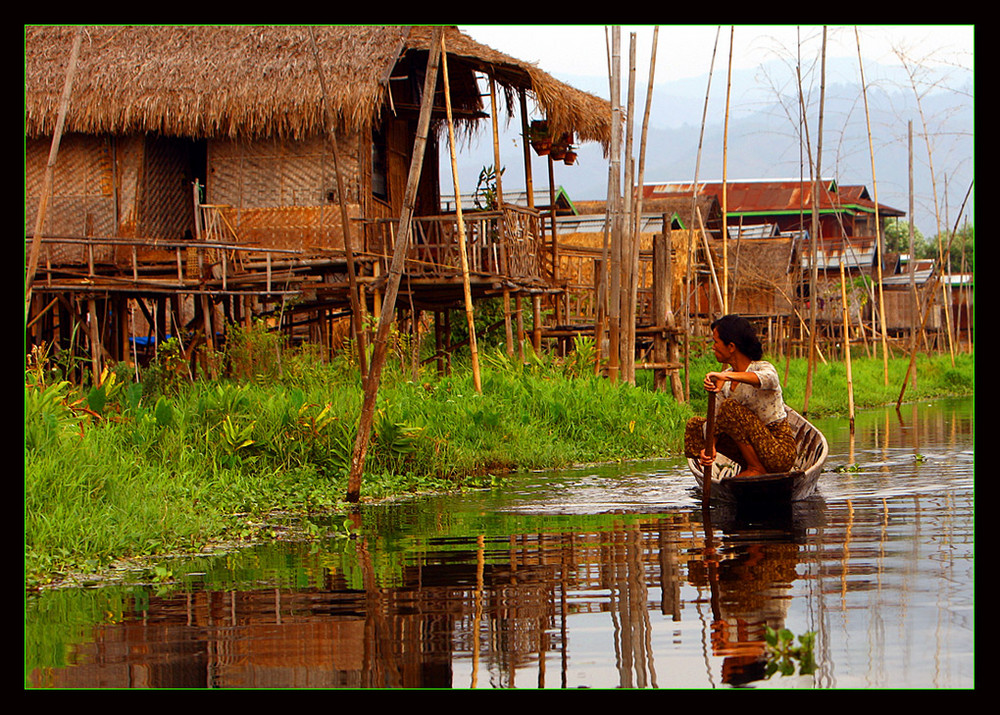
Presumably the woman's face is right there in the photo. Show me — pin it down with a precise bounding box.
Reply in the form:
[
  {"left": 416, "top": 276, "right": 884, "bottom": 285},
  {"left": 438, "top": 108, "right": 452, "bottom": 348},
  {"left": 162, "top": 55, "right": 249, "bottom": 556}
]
[{"left": 711, "top": 327, "right": 735, "bottom": 364}]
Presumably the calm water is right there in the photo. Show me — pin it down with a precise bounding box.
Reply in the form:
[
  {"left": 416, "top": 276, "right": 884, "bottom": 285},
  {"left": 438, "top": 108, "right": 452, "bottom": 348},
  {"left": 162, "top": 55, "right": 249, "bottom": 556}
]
[{"left": 26, "top": 398, "right": 974, "bottom": 689}]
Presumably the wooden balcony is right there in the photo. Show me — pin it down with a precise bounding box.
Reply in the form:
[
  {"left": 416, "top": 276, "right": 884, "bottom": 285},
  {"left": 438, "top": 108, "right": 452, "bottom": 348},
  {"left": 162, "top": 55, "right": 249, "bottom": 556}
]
[{"left": 365, "top": 204, "right": 546, "bottom": 285}]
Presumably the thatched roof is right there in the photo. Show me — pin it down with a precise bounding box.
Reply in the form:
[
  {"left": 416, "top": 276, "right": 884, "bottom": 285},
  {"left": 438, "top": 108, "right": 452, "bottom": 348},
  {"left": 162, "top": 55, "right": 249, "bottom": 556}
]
[{"left": 24, "top": 25, "right": 612, "bottom": 149}]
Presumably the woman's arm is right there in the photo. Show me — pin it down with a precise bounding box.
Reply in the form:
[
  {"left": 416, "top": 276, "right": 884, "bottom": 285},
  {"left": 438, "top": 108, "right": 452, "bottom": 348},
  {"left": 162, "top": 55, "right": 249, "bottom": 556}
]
[{"left": 704, "top": 370, "right": 762, "bottom": 392}]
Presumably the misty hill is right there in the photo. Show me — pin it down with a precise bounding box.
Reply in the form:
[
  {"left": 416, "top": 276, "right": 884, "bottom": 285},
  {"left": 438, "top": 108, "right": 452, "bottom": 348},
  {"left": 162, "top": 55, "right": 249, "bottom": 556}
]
[{"left": 448, "top": 57, "right": 973, "bottom": 237}]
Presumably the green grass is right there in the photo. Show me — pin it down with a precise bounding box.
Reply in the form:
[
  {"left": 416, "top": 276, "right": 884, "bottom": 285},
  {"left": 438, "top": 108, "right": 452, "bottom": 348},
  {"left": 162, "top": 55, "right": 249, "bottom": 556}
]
[{"left": 24, "top": 325, "right": 973, "bottom": 588}]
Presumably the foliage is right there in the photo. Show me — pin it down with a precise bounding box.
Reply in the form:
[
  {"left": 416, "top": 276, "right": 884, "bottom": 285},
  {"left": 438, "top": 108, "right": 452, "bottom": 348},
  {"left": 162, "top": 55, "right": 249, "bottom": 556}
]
[
  {"left": 764, "top": 626, "right": 817, "bottom": 678},
  {"left": 886, "top": 218, "right": 975, "bottom": 274},
  {"left": 473, "top": 164, "right": 503, "bottom": 211},
  {"left": 224, "top": 319, "right": 284, "bottom": 382}
]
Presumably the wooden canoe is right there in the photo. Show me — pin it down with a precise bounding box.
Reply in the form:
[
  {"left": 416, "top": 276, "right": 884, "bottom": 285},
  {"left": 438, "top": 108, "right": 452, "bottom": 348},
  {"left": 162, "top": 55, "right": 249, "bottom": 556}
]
[{"left": 688, "top": 405, "right": 829, "bottom": 504}]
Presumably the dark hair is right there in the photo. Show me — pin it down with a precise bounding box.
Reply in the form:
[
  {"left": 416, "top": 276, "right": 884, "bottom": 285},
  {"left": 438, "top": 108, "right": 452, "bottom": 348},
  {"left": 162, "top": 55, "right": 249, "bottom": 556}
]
[{"left": 711, "top": 314, "right": 763, "bottom": 361}]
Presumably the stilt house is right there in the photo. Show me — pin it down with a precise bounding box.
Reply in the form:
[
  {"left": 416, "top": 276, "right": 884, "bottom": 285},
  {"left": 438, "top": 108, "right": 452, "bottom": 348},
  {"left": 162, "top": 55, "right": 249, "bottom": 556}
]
[{"left": 24, "top": 25, "right": 612, "bottom": 376}]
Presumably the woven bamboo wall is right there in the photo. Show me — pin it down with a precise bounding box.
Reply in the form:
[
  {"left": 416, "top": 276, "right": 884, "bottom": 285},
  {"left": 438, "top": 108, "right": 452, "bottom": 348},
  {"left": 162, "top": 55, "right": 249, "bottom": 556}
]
[
  {"left": 25, "top": 134, "right": 117, "bottom": 264},
  {"left": 208, "top": 134, "right": 366, "bottom": 252}
]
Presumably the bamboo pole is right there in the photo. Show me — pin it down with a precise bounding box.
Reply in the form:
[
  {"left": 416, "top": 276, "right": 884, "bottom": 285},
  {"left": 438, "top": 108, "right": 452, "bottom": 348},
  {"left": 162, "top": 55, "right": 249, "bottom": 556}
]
[
  {"left": 347, "top": 27, "right": 442, "bottom": 504},
  {"left": 697, "top": 207, "right": 723, "bottom": 309},
  {"left": 797, "top": 26, "right": 825, "bottom": 416},
  {"left": 607, "top": 26, "right": 622, "bottom": 385},
  {"left": 628, "top": 27, "right": 658, "bottom": 385},
  {"left": 722, "top": 26, "right": 734, "bottom": 314},
  {"left": 308, "top": 27, "right": 368, "bottom": 380},
  {"left": 907, "top": 121, "right": 918, "bottom": 386},
  {"left": 684, "top": 27, "right": 720, "bottom": 401},
  {"left": 595, "top": 28, "right": 614, "bottom": 375},
  {"left": 441, "top": 33, "right": 482, "bottom": 394},
  {"left": 855, "top": 27, "right": 890, "bottom": 386},
  {"left": 26, "top": 26, "right": 83, "bottom": 319},
  {"left": 839, "top": 258, "right": 855, "bottom": 430},
  {"left": 489, "top": 76, "right": 515, "bottom": 359},
  {"left": 621, "top": 33, "right": 637, "bottom": 383}
]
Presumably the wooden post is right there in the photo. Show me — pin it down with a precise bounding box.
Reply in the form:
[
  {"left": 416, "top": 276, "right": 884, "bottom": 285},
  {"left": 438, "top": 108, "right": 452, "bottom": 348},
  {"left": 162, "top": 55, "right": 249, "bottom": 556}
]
[
  {"left": 87, "top": 297, "right": 102, "bottom": 384},
  {"left": 532, "top": 294, "right": 542, "bottom": 354},
  {"left": 519, "top": 90, "right": 534, "bottom": 209},
  {"left": 434, "top": 311, "right": 445, "bottom": 376},
  {"left": 515, "top": 294, "right": 525, "bottom": 363},
  {"left": 347, "top": 27, "right": 442, "bottom": 503},
  {"left": 503, "top": 288, "right": 514, "bottom": 357},
  {"left": 441, "top": 33, "right": 481, "bottom": 393},
  {"left": 652, "top": 232, "right": 668, "bottom": 392}
]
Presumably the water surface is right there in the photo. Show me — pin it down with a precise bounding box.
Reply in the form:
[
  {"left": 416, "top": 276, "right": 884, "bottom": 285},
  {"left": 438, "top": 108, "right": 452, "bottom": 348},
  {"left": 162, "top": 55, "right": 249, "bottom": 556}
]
[{"left": 26, "top": 398, "right": 974, "bottom": 689}]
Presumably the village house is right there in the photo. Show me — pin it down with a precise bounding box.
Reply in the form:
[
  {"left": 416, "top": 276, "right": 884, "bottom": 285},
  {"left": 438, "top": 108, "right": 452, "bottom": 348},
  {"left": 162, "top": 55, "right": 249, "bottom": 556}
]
[
  {"left": 24, "top": 25, "right": 612, "bottom": 379},
  {"left": 641, "top": 179, "right": 909, "bottom": 344}
]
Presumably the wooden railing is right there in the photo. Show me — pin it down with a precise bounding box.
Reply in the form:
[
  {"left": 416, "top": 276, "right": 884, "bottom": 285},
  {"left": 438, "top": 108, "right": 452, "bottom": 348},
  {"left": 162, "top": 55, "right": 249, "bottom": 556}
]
[
  {"left": 557, "top": 244, "right": 655, "bottom": 324},
  {"left": 366, "top": 204, "right": 544, "bottom": 282}
]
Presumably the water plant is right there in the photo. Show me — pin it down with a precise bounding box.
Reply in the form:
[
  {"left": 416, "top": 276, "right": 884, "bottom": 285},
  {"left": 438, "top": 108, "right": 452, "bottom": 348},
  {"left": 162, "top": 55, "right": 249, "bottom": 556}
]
[{"left": 763, "top": 626, "right": 817, "bottom": 678}]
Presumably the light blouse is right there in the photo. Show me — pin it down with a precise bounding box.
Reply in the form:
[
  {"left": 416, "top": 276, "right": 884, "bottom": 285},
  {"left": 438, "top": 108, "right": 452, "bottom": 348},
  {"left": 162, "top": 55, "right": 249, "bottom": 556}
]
[{"left": 718, "top": 360, "right": 787, "bottom": 425}]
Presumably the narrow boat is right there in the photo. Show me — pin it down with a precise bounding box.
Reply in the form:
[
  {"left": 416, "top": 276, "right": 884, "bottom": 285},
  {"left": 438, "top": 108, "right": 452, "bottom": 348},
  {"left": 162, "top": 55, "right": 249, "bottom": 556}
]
[{"left": 688, "top": 405, "right": 828, "bottom": 504}]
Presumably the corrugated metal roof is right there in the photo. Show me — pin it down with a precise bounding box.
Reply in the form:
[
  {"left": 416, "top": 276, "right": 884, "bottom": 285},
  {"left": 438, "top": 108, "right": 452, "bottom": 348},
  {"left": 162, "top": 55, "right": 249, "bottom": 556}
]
[
  {"left": 440, "top": 187, "right": 575, "bottom": 213},
  {"left": 556, "top": 213, "right": 665, "bottom": 234},
  {"left": 800, "top": 237, "right": 877, "bottom": 270}
]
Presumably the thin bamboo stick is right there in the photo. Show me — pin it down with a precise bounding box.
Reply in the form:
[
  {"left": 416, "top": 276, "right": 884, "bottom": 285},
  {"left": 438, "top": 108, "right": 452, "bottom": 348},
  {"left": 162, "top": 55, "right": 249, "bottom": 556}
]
[
  {"left": 684, "top": 26, "right": 721, "bottom": 402},
  {"left": 26, "top": 26, "right": 83, "bottom": 317},
  {"left": 722, "top": 27, "right": 733, "bottom": 314},
  {"left": 441, "top": 34, "right": 482, "bottom": 393},
  {"left": 839, "top": 258, "right": 855, "bottom": 430},
  {"left": 855, "top": 27, "right": 890, "bottom": 386},
  {"left": 309, "top": 27, "right": 368, "bottom": 379}
]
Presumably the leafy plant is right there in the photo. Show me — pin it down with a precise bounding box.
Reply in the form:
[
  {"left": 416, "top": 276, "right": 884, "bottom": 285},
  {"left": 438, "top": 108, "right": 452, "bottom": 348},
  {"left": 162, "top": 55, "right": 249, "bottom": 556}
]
[
  {"left": 220, "top": 415, "right": 256, "bottom": 458},
  {"left": 763, "top": 626, "right": 817, "bottom": 678}
]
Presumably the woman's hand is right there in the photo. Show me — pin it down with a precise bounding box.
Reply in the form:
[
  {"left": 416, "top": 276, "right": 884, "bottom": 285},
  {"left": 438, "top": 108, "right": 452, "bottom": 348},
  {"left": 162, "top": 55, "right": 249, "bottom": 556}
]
[
  {"left": 703, "top": 371, "right": 726, "bottom": 393},
  {"left": 698, "top": 448, "right": 716, "bottom": 467}
]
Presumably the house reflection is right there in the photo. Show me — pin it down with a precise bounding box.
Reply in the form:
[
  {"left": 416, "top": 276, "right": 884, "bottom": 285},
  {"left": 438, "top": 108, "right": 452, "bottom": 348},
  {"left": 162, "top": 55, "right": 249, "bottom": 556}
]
[{"left": 29, "top": 507, "right": 822, "bottom": 689}]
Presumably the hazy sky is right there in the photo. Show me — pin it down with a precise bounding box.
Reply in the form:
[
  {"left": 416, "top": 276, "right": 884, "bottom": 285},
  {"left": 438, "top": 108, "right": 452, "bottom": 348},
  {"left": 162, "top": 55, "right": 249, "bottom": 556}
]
[{"left": 459, "top": 25, "right": 975, "bottom": 85}]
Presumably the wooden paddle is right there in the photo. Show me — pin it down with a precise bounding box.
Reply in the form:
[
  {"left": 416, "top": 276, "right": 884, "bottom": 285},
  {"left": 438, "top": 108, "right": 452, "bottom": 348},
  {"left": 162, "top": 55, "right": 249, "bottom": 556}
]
[{"left": 702, "top": 390, "right": 717, "bottom": 506}]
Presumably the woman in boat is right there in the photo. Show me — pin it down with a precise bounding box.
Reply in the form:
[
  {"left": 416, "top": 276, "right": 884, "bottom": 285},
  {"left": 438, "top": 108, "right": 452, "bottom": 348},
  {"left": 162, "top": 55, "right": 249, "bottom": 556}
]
[{"left": 685, "top": 314, "right": 796, "bottom": 478}]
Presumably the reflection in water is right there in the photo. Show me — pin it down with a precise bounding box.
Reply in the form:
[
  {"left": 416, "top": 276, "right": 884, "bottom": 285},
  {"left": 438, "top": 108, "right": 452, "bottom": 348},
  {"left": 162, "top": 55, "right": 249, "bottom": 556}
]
[{"left": 26, "top": 398, "right": 973, "bottom": 689}]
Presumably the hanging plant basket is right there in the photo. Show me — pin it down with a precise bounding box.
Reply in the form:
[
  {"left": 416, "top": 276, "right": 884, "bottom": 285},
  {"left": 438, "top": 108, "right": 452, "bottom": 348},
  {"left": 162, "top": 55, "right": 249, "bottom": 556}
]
[
  {"left": 549, "top": 133, "right": 572, "bottom": 161},
  {"left": 529, "top": 120, "right": 552, "bottom": 156}
]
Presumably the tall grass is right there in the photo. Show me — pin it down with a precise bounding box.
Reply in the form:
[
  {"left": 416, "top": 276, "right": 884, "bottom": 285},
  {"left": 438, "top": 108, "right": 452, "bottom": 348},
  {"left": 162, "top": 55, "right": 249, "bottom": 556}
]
[{"left": 24, "top": 322, "right": 972, "bottom": 587}]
